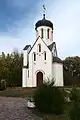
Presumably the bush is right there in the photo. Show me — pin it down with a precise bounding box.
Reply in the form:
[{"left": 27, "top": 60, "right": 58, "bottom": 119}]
[
  {"left": 0, "top": 80, "right": 6, "bottom": 91},
  {"left": 52, "top": 87, "right": 65, "bottom": 114},
  {"left": 33, "top": 79, "right": 65, "bottom": 114},
  {"left": 68, "top": 87, "right": 80, "bottom": 120}
]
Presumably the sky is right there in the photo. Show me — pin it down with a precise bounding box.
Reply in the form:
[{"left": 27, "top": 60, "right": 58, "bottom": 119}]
[{"left": 0, "top": 0, "right": 80, "bottom": 59}]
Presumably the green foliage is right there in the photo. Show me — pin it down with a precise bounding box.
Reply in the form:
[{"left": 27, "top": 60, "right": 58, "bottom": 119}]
[
  {"left": 68, "top": 87, "right": 80, "bottom": 120},
  {"left": 0, "top": 51, "right": 23, "bottom": 87},
  {"left": 0, "top": 80, "right": 6, "bottom": 91},
  {"left": 52, "top": 87, "right": 65, "bottom": 114},
  {"left": 63, "top": 56, "right": 80, "bottom": 86},
  {"left": 69, "top": 87, "right": 80, "bottom": 101},
  {"left": 33, "top": 79, "right": 65, "bottom": 114}
]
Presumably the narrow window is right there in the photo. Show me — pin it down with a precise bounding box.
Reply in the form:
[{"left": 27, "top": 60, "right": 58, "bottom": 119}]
[
  {"left": 44, "top": 52, "right": 46, "bottom": 60},
  {"left": 34, "top": 53, "right": 36, "bottom": 61},
  {"left": 41, "top": 28, "right": 43, "bottom": 38},
  {"left": 47, "top": 29, "right": 50, "bottom": 39},
  {"left": 28, "top": 70, "right": 29, "bottom": 77},
  {"left": 38, "top": 44, "right": 41, "bottom": 52}
]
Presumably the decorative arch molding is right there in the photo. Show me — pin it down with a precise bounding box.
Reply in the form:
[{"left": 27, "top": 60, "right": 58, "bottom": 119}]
[{"left": 35, "top": 69, "right": 45, "bottom": 75}]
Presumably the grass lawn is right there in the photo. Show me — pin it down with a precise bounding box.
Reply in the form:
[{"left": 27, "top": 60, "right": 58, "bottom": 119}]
[
  {"left": 0, "top": 87, "right": 36, "bottom": 97},
  {"left": 0, "top": 87, "right": 71, "bottom": 97}
]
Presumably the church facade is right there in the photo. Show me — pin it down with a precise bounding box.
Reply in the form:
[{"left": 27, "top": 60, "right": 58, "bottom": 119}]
[{"left": 22, "top": 14, "right": 64, "bottom": 87}]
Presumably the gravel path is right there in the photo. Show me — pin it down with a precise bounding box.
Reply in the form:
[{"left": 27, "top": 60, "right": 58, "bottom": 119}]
[{"left": 0, "top": 97, "right": 42, "bottom": 120}]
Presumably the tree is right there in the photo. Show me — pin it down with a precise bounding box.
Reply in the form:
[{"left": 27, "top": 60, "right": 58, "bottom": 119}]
[
  {"left": 63, "top": 56, "right": 80, "bottom": 86},
  {"left": 0, "top": 51, "right": 23, "bottom": 87}
]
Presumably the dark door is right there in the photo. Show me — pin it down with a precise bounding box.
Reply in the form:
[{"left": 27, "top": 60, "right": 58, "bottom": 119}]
[{"left": 37, "top": 72, "right": 43, "bottom": 87}]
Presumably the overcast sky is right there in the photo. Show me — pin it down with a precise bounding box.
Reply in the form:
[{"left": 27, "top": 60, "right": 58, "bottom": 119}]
[{"left": 0, "top": 0, "right": 80, "bottom": 59}]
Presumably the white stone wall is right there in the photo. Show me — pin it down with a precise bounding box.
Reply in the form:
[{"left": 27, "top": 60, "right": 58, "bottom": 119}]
[
  {"left": 36, "top": 26, "right": 53, "bottom": 46},
  {"left": 28, "top": 37, "right": 52, "bottom": 87},
  {"left": 23, "top": 51, "right": 27, "bottom": 66},
  {"left": 23, "top": 46, "right": 31, "bottom": 66},
  {"left": 22, "top": 68, "right": 27, "bottom": 87},
  {"left": 52, "top": 63, "right": 64, "bottom": 86},
  {"left": 22, "top": 46, "right": 31, "bottom": 87}
]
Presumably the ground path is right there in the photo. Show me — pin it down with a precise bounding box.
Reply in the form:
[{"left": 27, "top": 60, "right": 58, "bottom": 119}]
[{"left": 0, "top": 97, "right": 42, "bottom": 120}]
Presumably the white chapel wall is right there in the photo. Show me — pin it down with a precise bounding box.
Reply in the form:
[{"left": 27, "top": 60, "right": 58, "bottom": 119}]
[
  {"left": 52, "top": 63, "right": 64, "bottom": 86},
  {"left": 23, "top": 51, "right": 27, "bottom": 66},
  {"left": 22, "top": 68, "right": 27, "bottom": 87},
  {"left": 28, "top": 37, "right": 52, "bottom": 87},
  {"left": 23, "top": 46, "right": 31, "bottom": 66}
]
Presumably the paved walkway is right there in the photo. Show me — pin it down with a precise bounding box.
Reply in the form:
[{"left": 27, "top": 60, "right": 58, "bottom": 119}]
[{"left": 0, "top": 97, "right": 42, "bottom": 120}]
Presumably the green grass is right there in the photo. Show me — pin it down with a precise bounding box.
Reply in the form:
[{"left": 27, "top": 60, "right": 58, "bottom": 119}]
[
  {"left": 0, "top": 87, "right": 36, "bottom": 97},
  {"left": 0, "top": 87, "right": 72, "bottom": 97}
]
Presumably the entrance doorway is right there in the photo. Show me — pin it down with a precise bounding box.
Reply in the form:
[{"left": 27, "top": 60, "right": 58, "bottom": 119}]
[{"left": 36, "top": 71, "right": 43, "bottom": 87}]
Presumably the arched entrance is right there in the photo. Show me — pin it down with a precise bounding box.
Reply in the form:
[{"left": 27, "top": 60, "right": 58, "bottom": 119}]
[{"left": 36, "top": 71, "right": 43, "bottom": 87}]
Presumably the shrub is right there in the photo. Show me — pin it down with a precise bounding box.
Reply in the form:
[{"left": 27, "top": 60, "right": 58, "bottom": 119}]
[
  {"left": 0, "top": 80, "right": 6, "bottom": 91},
  {"left": 68, "top": 87, "right": 80, "bottom": 120},
  {"left": 69, "top": 87, "right": 80, "bottom": 101},
  {"left": 33, "top": 79, "right": 65, "bottom": 114},
  {"left": 52, "top": 87, "right": 65, "bottom": 114}
]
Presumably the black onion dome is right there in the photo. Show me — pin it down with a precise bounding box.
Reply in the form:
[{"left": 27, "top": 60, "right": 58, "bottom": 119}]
[{"left": 35, "top": 14, "right": 53, "bottom": 30}]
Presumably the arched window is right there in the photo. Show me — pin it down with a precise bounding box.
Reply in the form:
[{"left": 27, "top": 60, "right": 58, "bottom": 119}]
[
  {"left": 44, "top": 52, "right": 46, "bottom": 60},
  {"left": 41, "top": 28, "right": 43, "bottom": 38},
  {"left": 34, "top": 53, "right": 36, "bottom": 61},
  {"left": 38, "top": 44, "right": 41, "bottom": 52},
  {"left": 47, "top": 29, "right": 50, "bottom": 39}
]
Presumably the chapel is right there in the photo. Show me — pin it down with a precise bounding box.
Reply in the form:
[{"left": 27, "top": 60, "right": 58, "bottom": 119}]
[{"left": 22, "top": 11, "right": 63, "bottom": 87}]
